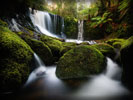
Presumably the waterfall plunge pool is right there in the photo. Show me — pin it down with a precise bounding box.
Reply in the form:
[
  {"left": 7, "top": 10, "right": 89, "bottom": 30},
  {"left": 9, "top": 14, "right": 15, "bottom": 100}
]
[{"left": 15, "top": 55, "right": 131, "bottom": 100}]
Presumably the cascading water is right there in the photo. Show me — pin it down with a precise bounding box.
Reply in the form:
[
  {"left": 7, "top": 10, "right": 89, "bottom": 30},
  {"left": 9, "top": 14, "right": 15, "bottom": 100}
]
[
  {"left": 74, "top": 58, "right": 129, "bottom": 98},
  {"left": 65, "top": 20, "right": 96, "bottom": 44},
  {"left": 25, "top": 53, "right": 46, "bottom": 85},
  {"left": 29, "top": 8, "right": 66, "bottom": 39},
  {"left": 61, "top": 18, "right": 66, "bottom": 39},
  {"left": 23, "top": 57, "right": 129, "bottom": 100},
  {"left": 29, "top": 9, "right": 58, "bottom": 38},
  {"left": 77, "top": 20, "right": 84, "bottom": 41}
]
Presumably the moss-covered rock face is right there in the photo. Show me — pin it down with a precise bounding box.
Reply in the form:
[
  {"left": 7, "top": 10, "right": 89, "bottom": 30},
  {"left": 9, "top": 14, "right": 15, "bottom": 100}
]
[
  {"left": 91, "top": 43, "right": 116, "bottom": 59},
  {"left": 120, "top": 36, "right": 133, "bottom": 90},
  {"left": 24, "top": 37, "right": 54, "bottom": 65},
  {"left": 0, "top": 26, "right": 33, "bottom": 91},
  {"left": 17, "top": 28, "right": 35, "bottom": 39},
  {"left": 40, "top": 35, "right": 63, "bottom": 61},
  {"left": 106, "top": 38, "right": 125, "bottom": 49},
  {"left": 60, "top": 42, "right": 77, "bottom": 56},
  {"left": 56, "top": 45, "right": 106, "bottom": 79},
  {"left": 64, "top": 17, "right": 78, "bottom": 39}
]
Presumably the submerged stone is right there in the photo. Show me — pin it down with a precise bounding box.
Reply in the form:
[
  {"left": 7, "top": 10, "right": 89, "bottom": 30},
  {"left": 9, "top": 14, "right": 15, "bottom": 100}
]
[{"left": 56, "top": 45, "right": 106, "bottom": 79}]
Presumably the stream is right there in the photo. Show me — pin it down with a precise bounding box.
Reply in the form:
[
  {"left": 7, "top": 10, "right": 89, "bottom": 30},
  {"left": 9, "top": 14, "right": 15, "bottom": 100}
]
[{"left": 14, "top": 54, "right": 130, "bottom": 100}]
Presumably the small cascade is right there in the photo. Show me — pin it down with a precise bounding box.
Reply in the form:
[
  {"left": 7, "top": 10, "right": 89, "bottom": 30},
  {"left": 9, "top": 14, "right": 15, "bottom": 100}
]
[
  {"left": 34, "top": 53, "right": 45, "bottom": 67},
  {"left": 25, "top": 53, "right": 46, "bottom": 85},
  {"left": 53, "top": 14, "right": 58, "bottom": 33},
  {"left": 105, "top": 58, "right": 122, "bottom": 80},
  {"left": 65, "top": 20, "right": 97, "bottom": 44},
  {"left": 74, "top": 57, "right": 129, "bottom": 98},
  {"left": 77, "top": 20, "right": 84, "bottom": 41},
  {"left": 61, "top": 18, "right": 66, "bottom": 39}
]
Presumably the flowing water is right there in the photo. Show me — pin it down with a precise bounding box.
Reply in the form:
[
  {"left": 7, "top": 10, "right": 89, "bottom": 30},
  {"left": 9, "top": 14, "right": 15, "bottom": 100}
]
[
  {"left": 77, "top": 20, "right": 84, "bottom": 41},
  {"left": 29, "top": 9, "right": 66, "bottom": 39},
  {"left": 29, "top": 9, "right": 58, "bottom": 38},
  {"left": 16, "top": 55, "right": 130, "bottom": 100}
]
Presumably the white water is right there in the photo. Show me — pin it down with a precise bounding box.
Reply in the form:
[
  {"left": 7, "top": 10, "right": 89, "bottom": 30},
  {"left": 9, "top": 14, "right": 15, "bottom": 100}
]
[
  {"left": 29, "top": 9, "right": 58, "bottom": 38},
  {"left": 65, "top": 20, "right": 97, "bottom": 44},
  {"left": 78, "top": 20, "right": 84, "bottom": 41},
  {"left": 61, "top": 18, "right": 66, "bottom": 39},
  {"left": 25, "top": 53, "right": 46, "bottom": 85},
  {"left": 29, "top": 9, "right": 66, "bottom": 39},
  {"left": 74, "top": 58, "right": 129, "bottom": 98},
  {"left": 25, "top": 56, "right": 129, "bottom": 98},
  {"left": 65, "top": 20, "right": 84, "bottom": 44},
  {"left": 65, "top": 39, "right": 97, "bottom": 44}
]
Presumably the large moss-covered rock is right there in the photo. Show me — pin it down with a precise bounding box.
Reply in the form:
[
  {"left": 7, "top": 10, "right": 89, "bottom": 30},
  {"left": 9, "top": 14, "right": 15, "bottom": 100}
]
[
  {"left": 56, "top": 45, "right": 106, "bottom": 79},
  {"left": 60, "top": 42, "right": 77, "bottom": 56},
  {"left": 0, "top": 26, "right": 33, "bottom": 91},
  {"left": 91, "top": 43, "right": 116, "bottom": 59},
  {"left": 121, "top": 36, "right": 133, "bottom": 90},
  {"left": 24, "top": 37, "right": 54, "bottom": 65},
  {"left": 40, "top": 35, "right": 62, "bottom": 61}
]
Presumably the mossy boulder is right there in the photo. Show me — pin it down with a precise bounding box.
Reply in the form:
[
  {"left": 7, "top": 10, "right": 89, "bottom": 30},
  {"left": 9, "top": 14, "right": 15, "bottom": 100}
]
[
  {"left": 106, "top": 38, "right": 125, "bottom": 49},
  {"left": 120, "top": 36, "right": 133, "bottom": 90},
  {"left": 91, "top": 43, "right": 116, "bottom": 59},
  {"left": 60, "top": 42, "right": 77, "bottom": 56},
  {"left": 40, "top": 35, "right": 63, "bottom": 61},
  {"left": 0, "top": 26, "right": 33, "bottom": 91},
  {"left": 24, "top": 37, "right": 54, "bottom": 65},
  {"left": 56, "top": 45, "right": 106, "bottom": 79}
]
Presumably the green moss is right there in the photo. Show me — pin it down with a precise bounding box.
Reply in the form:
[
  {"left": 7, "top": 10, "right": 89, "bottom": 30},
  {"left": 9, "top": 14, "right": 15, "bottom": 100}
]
[
  {"left": 91, "top": 43, "right": 116, "bottom": 59},
  {"left": 106, "top": 38, "right": 125, "bottom": 49},
  {"left": 121, "top": 36, "right": 133, "bottom": 50},
  {"left": 16, "top": 28, "right": 34, "bottom": 38},
  {"left": 0, "top": 26, "right": 33, "bottom": 91},
  {"left": 24, "top": 37, "right": 54, "bottom": 65},
  {"left": 60, "top": 42, "right": 77, "bottom": 56},
  {"left": 80, "top": 42, "right": 90, "bottom": 45},
  {"left": 40, "top": 35, "right": 63, "bottom": 61},
  {"left": 0, "top": 19, "right": 8, "bottom": 27},
  {"left": 64, "top": 17, "right": 78, "bottom": 39},
  {"left": 56, "top": 45, "right": 106, "bottom": 79}
]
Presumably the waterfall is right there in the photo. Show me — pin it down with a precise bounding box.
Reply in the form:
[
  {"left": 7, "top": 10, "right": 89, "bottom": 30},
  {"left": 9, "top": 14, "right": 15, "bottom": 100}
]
[
  {"left": 61, "top": 18, "right": 66, "bottom": 39},
  {"left": 105, "top": 58, "right": 122, "bottom": 80},
  {"left": 77, "top": 20, "right": 84, "bottom": 41},
  {"left": 29, "top": 9, "right": 58, "bottom": 38},
  {"left": 53, "top": 14, "right": 57, "bottom": 33},
  {"left": 29, "top": 8, "right": 66, "bottom": 39},
  {"left": 34, "top": 53, "right": 45, "bottom": 67}
]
